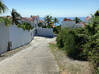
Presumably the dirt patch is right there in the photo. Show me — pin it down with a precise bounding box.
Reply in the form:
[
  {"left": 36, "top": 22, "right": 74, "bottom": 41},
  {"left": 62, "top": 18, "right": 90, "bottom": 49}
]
[{"left": 49, "top": 41, "right": 92, "bottom": 74}]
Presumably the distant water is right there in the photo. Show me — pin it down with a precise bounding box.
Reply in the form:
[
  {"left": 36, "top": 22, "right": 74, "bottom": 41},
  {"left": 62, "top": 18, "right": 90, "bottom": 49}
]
[{"left": 40, "top": 17, "right": 86, "bottom": 26}]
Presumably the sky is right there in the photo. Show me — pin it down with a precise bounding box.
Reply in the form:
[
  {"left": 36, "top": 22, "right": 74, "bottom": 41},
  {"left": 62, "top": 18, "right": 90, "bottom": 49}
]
[{"left": 1, "top": 0, "right": 99, "bottom": 17}]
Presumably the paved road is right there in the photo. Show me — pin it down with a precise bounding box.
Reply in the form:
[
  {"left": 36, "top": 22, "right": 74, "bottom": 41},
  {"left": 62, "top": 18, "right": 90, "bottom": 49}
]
[{"left": 0, "top": 37, "right": 59, "bottom": 74}]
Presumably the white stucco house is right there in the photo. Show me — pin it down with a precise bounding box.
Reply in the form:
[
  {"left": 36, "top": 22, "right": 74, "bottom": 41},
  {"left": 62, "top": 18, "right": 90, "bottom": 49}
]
[
  {"left": 21, "top": 16, "right": 40, "bottom": 28},
  {"left": 61, "top": 18, "right": 76, "bottom": 28},
  {"left": 61, "top": 18, "right": 86, "bottom": 28}
]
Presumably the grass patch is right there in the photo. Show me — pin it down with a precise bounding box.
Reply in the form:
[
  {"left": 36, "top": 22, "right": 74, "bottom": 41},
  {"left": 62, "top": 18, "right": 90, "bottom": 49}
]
[
  {"left": 49, "top": 42, "right": 92, "bottom": 74},
  {"left": 49, "top": 43, "right": 65, "bottom": 71}
]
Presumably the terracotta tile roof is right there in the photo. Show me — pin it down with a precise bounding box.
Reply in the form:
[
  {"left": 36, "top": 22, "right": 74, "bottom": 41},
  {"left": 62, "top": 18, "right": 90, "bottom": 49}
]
[
  {"left": 63, "top": 18, "right": 73, "bottom": 21},
  {"left": 22, "top": 16, "right": 39, "bottom": 22},
  {"left": 22, "top": 17, "right": 34, "bottom": 22},
  {"left": 39, "top": 20, "right": 44, "bottom": 23},
  {"left": 85, "top": 16, "right": 91, "bottom": 21}
]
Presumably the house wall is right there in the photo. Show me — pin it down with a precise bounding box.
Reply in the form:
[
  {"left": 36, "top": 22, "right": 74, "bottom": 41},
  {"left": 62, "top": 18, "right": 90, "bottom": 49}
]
[
  {"left": 0, "top": 23, "right": 9, "bottom": 54},
  {"left": 31, "top": 16, "right": 40, "bottom": 27},
  {"left": 36, "top": 27, "right": 54, "bottom": 37},
  {"left": 74, "top": 23, "right": 83, "bottom": 28},
  {"left": 61, "top": 21, "right": 76, "bottom": 28},
  {"left": 9, "top": 25, "right": 35, "bottom": 49}
]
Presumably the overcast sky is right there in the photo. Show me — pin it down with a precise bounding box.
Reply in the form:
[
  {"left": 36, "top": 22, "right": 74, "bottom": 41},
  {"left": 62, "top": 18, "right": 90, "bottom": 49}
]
[{"left": 1, "top": 0, "right": 99, "bottom": 17}]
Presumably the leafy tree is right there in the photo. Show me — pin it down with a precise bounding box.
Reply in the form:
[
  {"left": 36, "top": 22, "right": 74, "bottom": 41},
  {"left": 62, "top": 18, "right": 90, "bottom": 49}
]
[{"left": 11, "top": 9, "right": 22, "bottom": 25}]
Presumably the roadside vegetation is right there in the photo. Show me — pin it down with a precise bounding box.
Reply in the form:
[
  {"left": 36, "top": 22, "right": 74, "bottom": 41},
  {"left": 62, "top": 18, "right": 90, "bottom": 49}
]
[
  {"left": 0, "top": 17, "right": 12, "bottom": 26},
  {"left": 49, "top": 42, "right": 92, "bottom": 74},
  {"left": 0, "top": 0, "right": 33, "bottom": 31},
  {"left": 38, "top": 15, "right": 59, "bottom": 28},
  {"left": 11, "top": 9, "right": 33, "bottom": 31},
  {"left": 53, "top": 25, "right": 61, "bottom": 34},
  {"left": 0, "top": 0, "right": 12, "bottom": 26},
  {"left": 56, "top": 11, "right": 99, "bottom": 74},
  {"left": 17, "top": 22, "right": 33, "bottom": 31}
]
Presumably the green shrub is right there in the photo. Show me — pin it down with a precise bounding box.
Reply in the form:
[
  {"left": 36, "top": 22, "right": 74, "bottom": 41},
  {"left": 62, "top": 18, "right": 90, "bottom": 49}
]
[
  {"left": 53, "top": 26, "right": 61, "bottom": 34},
  {"left": 63, "top": 30, "right": 77, "bottom": 58},
  {"left": 17, "top": 22, "right": 33, "bottom": 31},
  {"left": 56, "top": 29, "right": 64, "bottom": 48},
  {"left": 0, "top": 17, "right": 12, "bottom": 26},
  {"left": 56, "top": 28, "right": 82, "bottom": 59},
  {"left": 56, "top": 10, "right": 99, "bottom": 74}
]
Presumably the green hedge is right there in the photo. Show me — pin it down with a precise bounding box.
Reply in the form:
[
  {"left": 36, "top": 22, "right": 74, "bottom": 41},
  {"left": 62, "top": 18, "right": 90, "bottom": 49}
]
[
  {"left": 17, "top": 22, "right": 33, "bottom": 31},
  {"left": 57, "top": 26, "right": 99, "bottom": 73},
  {"left": 56, "top": 11, "right": 99, "bottom": 73}
]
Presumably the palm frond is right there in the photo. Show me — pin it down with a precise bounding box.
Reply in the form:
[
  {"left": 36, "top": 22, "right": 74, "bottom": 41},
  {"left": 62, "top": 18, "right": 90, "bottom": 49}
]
[{"left": 0, "top": 0, "right": 7, "bottom": 13}]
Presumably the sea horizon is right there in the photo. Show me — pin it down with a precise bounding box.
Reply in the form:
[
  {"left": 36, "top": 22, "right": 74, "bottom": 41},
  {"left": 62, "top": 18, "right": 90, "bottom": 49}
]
[{"left": 40, "top": 17, "right": 86, "bottom": 26}]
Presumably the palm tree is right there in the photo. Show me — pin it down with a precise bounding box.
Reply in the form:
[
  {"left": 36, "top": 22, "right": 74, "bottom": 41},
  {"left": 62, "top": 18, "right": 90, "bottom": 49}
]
[
  {"left": 53, "top": 17, "right": 58, "bottom": 26},
  {"left": 11, "top": 9, "right": 22, "bottom": 25},
  {"left": 0, "top": 0, "right": 7, "bottom": 13},
  {"left": 74, "top": 17, "right": 81, "bottom": 24},
  {"left": 44, "top": 15, "right": 52, "bottom": 27}
]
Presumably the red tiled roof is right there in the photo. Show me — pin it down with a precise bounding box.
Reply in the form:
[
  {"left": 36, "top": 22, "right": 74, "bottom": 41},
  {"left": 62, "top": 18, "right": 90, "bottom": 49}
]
[
  {"left": 22, "top": 16, "right": 39, "bottom": 22},
  {"left": 39, "top": 20, "right": 44, "bottom": 23},
  {"left": 85, "top": 16, "right": 90, "bottom": 21},
  {"left": 63, "top": 18, "right": 72, "bottom": 21}
]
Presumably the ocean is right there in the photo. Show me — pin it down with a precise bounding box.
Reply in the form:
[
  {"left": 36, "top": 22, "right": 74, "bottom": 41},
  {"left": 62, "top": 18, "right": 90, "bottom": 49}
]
[{"left": 40, "top": 17, "right": 86, "bottom": 26}]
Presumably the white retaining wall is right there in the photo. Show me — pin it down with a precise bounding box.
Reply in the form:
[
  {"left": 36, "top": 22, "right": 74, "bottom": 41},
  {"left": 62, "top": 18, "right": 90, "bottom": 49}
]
[
  {"left": 0, "top": 23, "right": 9, "bottom": 54},
  {"left": 36, "top": 27, "right": 54, "bottom": 37},
  {"left": 9, "top": 25, "right": 35, "bottom": 49},
  {"left": 0, "top": 24, "right": 35, "bottom": 54}
]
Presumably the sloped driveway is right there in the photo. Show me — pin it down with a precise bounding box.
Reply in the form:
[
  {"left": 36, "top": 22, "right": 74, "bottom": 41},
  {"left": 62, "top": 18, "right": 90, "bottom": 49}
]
[{"left": 0, "top": 37, "right": 59, "bottom": 74}]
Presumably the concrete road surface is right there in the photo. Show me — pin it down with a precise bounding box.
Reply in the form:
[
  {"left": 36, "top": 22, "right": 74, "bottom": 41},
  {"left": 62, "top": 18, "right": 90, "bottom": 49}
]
[{"left": 0, "top": 37, "right": 59, "bottom": 74}]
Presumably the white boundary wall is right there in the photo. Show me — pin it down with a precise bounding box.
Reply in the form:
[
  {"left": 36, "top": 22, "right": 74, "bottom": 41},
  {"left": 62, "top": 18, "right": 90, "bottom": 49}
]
[
  {"left": 0, "top": 24, "right": 35, "bottom": 54},
  {"left": 36, "top": 27, "right": 54, "bottom": 37},
  {"left": 9, "top": 25, "right": 35, "bottom": 49},
  {"left": 0, "top": 23, "right": 9, "bottom": 54}
]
